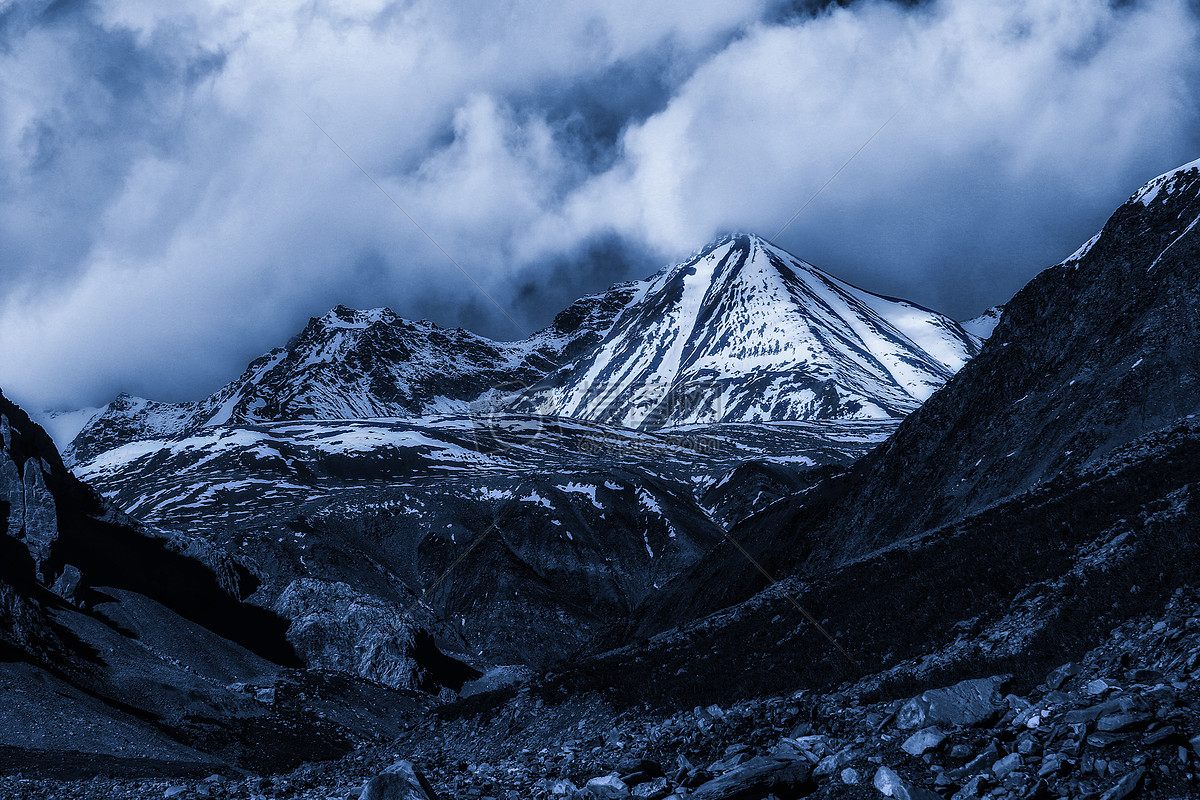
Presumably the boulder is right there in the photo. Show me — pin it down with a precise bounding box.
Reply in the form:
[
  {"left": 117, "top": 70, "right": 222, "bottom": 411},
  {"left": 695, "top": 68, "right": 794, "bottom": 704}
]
[
  {"left": 896, "top": 676, "right": 1008, "bottom": 729},
  {"left": 1099, "top": 768, "right": 1144, "bottom": 800},
  {"left": 690, "top": 756, "right": 812, "bottom": 799},
  {"left": 585, "top": 774, "right": 630, "bottom": 799},
  {"left": 872, "top": 766, "right": 940, "bottom": 800},
  {"left": 359, "top": 761, "right": 438, "bottom": 800}
]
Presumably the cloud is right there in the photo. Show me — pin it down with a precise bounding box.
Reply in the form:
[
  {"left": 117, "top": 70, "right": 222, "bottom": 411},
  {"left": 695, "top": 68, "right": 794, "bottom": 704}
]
[
  {"left": 526, "top": 0, "right": 1200, "bottom": 304},
  {"left": 0, "top": 0, "right": 1198, "bottom": 411}
]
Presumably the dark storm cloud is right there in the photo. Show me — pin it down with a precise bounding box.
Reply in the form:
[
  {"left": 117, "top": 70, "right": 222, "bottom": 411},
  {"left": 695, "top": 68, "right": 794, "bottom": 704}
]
[{"left": 0, "top": 0, "right": 1198, "bottom": 413}]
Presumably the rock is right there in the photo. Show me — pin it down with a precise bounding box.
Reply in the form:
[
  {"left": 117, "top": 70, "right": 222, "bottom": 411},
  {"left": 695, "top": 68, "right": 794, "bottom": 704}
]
[
  {"left": 901, "top": 727, "right": 946, "bottom": 756},
  {"left": 1038, "top": 753, "right": 1065, "bottom": 778},
  {"left": 1087, "top": 732, "right": 1125, "bottom": 749},
  {"left": 1190, "top": 734, "right": 1200, "bottom": 759},
  {"left": 1096, "top": 712, "right": 1153, "bottom": 732},
  {"left": 164, "top": 786, "right": 188, "bottom": 799},
  {"left": 689, "top": 756, "right": 811, "bottom": 800},
  {"left": 874, "top": 766, "right": 903, "bottom": 796},
  {"left": 1099, "top": 768, "right": 1144, "bottom": 800},
  {"left": 359, "top": 761, "right": 437, "bottom": 800},
  {"left": 1144, "top": 726, "right": 1176, "bottom": 746},
  {"left": 841, "top": 767, "right": 860, "bottom": 785},
  {"left": 1064, "top": 700, "right": 1122, "bottom": 724},
  {"left": 872, "top": 766, "right": 940, "bottom": 800},
  {"left": 948, "top": 742, "right": 1000, "bottom": 781},
  {"left": 949, "top": 744, "right": 973, "bottom": 759},
  {"left": 585, "top": 775, "right": 630, "bottom": 799},
  {"left": 896, "top": 676, "right": 1008, "bottom": 729},
  {"left": 874, "top": 766, "right": 904, "bottom": 796},
  {"left": 50, "top": 563, "right": 82, "bottom": 602},
  {"left": 275, "top": 579, "right": 474, "bottom": 692},
  {"left": 1128, "top": 668, "right": 1164, "bottom": 684},
  {"left": 991, "top": 753, "right": 1021, "bottom": 780},
  {"left": 814, "top": 747, "right": 858, "bottom": 777},
  {"left": 1045, "top": 663, "right": 1078, "bottom": 690},
  {"left": 548, "top": 780, "right": 577, "bottom": 797},
  {"left": 949, "top": 774, "right": 988, "bottom": 800},
  {"left": 1086, "top": 678, "right": 1119, "bottom": 696},
  {"left": 630, "top": 777, "right": 670, "bottom": 799}
]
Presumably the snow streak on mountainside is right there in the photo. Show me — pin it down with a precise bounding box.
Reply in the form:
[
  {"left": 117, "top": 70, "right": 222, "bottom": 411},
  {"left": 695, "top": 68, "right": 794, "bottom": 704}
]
[{"left": 510, "top": 234, "right": 981, "bottom": 428}]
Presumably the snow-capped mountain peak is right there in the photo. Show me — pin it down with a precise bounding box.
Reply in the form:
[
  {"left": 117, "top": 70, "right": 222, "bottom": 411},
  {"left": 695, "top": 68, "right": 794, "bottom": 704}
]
[{"left": 508, "top": 233, "right": 981, "bottom": 428}]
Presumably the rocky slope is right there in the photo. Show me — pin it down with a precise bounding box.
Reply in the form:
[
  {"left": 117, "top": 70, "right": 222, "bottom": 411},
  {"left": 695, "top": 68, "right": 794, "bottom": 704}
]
[
  {"left": 0, "top": 389, "right": 449, "bottom": 777},
  {"left": 70, "top": 413, "right": 896, "bottom": 673},
  {"left": 634, "top": 156, "right": 1200, "bottom": 634},
  {"left": 61, "top": 230, "right": 975, "bottom": 689}
]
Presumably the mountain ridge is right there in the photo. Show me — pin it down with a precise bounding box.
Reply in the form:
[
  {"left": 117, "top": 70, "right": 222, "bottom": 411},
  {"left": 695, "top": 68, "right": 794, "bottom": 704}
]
[{"left": 66, "top": 233, "right": 979, "bottom": 461}]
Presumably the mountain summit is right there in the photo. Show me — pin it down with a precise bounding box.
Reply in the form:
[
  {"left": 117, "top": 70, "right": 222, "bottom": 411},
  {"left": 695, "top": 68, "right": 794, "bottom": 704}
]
[{"left": 509, "top": 233, "right": 980, "bottom": 427}]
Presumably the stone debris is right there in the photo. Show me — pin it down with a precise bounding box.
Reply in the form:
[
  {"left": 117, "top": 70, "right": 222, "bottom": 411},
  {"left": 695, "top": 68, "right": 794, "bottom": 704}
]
[{"left": 3, "top": 589, "right": 1199, "bottom": 800}]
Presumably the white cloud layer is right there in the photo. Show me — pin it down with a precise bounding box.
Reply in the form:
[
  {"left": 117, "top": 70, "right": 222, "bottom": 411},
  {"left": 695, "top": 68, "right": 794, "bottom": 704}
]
[{"left": 0, "top": 0, "right": 1198, "bottom": 410}]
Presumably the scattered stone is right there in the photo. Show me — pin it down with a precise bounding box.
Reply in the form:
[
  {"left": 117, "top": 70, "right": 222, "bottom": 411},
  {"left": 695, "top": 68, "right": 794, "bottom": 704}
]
[
  {"left": 1096, "top": 712, "right": 1152, "bottom": 732},
  {"left": 630, "top": 776, "right": 669, "bottom": 799},
  {"left": 901, "top": 727, "right": 945, "bottom": 756},
  {"left": 841, "top": 767, "right": 860, "bottom": 785},
  {"left": 871, "top": 765, "right": 940, "bottom": 800},
  {"left": 1045, "top": 663, "right": 1079, "bottom": 691},
  {"left": 992, "top": 753, "right": 1021, "bottom": 780},
  {"left": 873, "top": 766, "right": 903, "bottom": 796},
  {"left": 1099, "top": 767, "right": 1144, "bottom": 800},
  {"left": 1087, "top": 678, "right": 1120, "bottom": 696},
  {"left": 896, "top": 676, "right": 1008, "bottom": 730},
  {"left": 585, "top": 775, "right": 630, "bottom": 800}
]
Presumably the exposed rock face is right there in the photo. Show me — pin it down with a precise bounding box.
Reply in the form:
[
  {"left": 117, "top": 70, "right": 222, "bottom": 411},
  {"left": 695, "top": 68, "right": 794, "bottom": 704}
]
[
  {"left": 824, "top": 157, "right": 1200, "bottom": 560},
  {"left": 1, "top": 403, "right": 65, "bottom": 581},
  {"left": 0, "top": 387, "right": 442, "bottom": 774},
  {"left": 275, "top": 579, "right": 479, "bottom": 693}
]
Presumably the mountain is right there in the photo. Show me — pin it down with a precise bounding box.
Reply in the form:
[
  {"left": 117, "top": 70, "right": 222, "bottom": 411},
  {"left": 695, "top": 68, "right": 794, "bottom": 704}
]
[
  {"left": 67, "top": 291, "right": 637, "bottom": 464},
  {"left": 58, "top": 232, "right": 977, "bottom": 680},
  {"left": 67, "top": 235, "right": 975, "bottom": 463},
  {"left": 588, "top": 156, "right": 1200, "bottom": 703},
  {"left": 12, "top": 157, "right": 1200, "bottom": 798},
  {"left": 508, "top": 233, "right": 981, "bottom": 428}
]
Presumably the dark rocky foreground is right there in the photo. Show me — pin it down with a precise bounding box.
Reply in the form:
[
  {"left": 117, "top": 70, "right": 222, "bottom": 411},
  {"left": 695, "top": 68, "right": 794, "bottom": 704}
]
[{"left": 2, "top": 586, "right": 1197, "bottom": 799}]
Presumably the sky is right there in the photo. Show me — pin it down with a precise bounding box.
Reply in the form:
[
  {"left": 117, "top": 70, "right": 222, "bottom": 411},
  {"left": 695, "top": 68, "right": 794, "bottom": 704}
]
[{"left": 1, "top": 0, "right": 1199, "bottom": 411}]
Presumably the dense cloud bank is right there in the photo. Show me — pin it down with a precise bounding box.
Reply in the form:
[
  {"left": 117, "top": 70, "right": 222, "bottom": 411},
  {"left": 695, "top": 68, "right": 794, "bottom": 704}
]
[{"left": 1, "top": 0, "right": 1198, "bottom": 409}]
